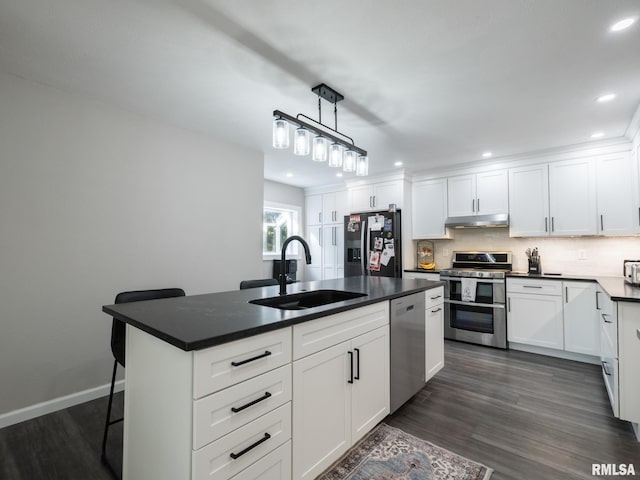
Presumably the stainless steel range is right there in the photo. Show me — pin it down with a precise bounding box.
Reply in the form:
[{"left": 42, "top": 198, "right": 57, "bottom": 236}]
[{"left": 440, "top": 251, "right": 512, "bottom": 349}]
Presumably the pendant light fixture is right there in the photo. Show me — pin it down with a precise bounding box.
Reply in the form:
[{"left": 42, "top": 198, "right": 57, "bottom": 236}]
[{"left": 273, "top": 83, "right": 368, "bottom": 175}]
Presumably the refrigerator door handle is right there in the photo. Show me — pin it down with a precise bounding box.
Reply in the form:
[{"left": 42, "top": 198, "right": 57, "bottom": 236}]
[{"left": 361, "top": 217, "right": 368, "bottom": 275}]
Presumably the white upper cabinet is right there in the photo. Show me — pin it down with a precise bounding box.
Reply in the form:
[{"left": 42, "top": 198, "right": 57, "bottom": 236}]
[
  {"left": 322, "top": 190, "right": 348, "bottom": 225},
  {"left": 349, "top": 180, "right": 403, "bottom": 212},
  {"left": 548, "top": 158, "right": 597, "bottom": 236},
  {"left": 412, "top": 178, "right": 449, "bottom": 239},
  {"left": 447, "top": 170, "right": 508, "bottom": 217},
  {"left": 595, "top": 153, "right": 639, "bottom": 235},
  {"left": 305, "top": 194, "right": 323, "bottom": 226},
  {"left": 509, "top": 164, "right": 550, "bottom": 237}
]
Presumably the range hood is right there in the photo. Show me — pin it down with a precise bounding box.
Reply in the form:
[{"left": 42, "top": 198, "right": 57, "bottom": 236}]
[{"left": 444, "top": 213, "right": 509, "bottom": 228}]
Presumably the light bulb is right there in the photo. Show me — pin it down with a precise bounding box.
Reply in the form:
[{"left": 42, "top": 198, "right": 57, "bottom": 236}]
[
  {"left": 328, "top": 143, "right": 343, "bottom": 168},
  {"left": 312, "top": 136, "right": 328, "bottom": 162},
  {"left": 293, "top": 127, "right": 310, "bottom": 156},
  {"left": 272, "top": 118, "right": 289, "bottom": 149},
  {"left": 343, "top": 150, "right": 357, "bottom": 172},
  {"left": 356, "top": 155, "right": 369, "bottom": 176}
]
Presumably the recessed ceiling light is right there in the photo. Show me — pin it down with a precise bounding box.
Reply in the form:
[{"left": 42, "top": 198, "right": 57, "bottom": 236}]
[
  {"left": 591, "top": 132, "right": 605, "bottom": 139},
  {"left": 596, "top": 93, "right": 617, "bottom": 103},
  {"left": 610, "top": 17, "right": 637, "bottom": 32},
  {"left": 336, "top": 172, "right": 343, "bottom": 177},
  {"left": 286, "top": 172, "right": 293, "bottom": 177},
  {"left": 394, "top": 161, "right": 403, "bottom": 167},
  {"left": 482, "top": 152, "right": 493, "bottom": 158}
]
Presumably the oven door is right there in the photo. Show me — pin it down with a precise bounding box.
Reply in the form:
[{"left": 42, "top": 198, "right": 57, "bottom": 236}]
[
  {"left": 446, "top": 277, "right": 505, "bottom": 304},
  {"left": 444, "top": 300, "right": 507, "bottom": 349}
]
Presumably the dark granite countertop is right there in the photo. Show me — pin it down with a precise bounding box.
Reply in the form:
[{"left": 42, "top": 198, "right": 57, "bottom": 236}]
[
  {"left": 507, "top": 272, "right": 640, "bottom": 303},
  {"left": 404, "top": 268, "right": 442, "bottom": 274},
  {"left": 103, "top": 276, "right": 444, "bottom": 352}
]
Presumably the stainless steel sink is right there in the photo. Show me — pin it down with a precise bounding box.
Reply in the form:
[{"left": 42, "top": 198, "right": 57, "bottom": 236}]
[{"left": 249, "top": 289, "right": 367, "bottom": 310}]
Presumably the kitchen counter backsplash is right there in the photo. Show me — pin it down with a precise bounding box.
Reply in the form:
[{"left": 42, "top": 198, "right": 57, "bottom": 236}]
[{"left": 420, "top": 228, "right": 640, "bottom": 276}]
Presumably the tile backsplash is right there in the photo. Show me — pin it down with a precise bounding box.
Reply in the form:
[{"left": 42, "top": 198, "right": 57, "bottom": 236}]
[{"left": 421, "top": 228, "right": 640, "bottom": 276}]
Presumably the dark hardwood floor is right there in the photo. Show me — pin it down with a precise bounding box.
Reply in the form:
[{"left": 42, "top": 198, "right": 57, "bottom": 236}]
[
  {"left": 1, "top": 341, "right": 638, "bottom": 479},
  {"left": 388, "top": 341, "right": 640, "bottom": 480}
]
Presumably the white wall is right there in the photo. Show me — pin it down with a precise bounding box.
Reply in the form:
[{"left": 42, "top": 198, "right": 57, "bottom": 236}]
[
  {"left": 0, "top": 73, "right": 264, "bottom": 418},
  {"left": 262, "top": 180, "right": 305, "bottom": 279}
]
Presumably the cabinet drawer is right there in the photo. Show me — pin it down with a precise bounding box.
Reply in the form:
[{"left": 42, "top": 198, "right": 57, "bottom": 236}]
[
  {"left": 193, "top": 365, "right": 292, "bottom": 450},
  {"left": 600, "top": 311, "right": 618, "bottom": 358},
  {"left": 601, "top": 355, "right": 619, "bottom": 418},
  {"left": 425, "top": 287, "right": 444, "bottom": 309},
  {"left": 192, "top": 402, "right": 291, "bottom": 480},
  {"left": 507, "top": 278, "right": 562, "bottom": 295},
  {"left": 228, "top": 441, "right": 291, "bottom": 480},
  {"left": 293, "top": 302, "right": 389, "bottom": 360},
  {"left": 596, "top": 289, "right": 615, "bottom": 316},
  {"left": 194, "top": 328, "right": 292, "bottom": 399}
]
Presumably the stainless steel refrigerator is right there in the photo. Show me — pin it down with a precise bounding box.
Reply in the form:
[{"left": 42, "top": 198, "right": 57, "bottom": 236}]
[{"left": 344, "top": 210, "right": 402, "bottom": 277}]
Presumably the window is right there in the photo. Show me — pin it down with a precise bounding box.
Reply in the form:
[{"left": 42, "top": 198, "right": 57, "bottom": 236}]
[{"left": 263, "top": 202, "right": 300, "bottom": 258}]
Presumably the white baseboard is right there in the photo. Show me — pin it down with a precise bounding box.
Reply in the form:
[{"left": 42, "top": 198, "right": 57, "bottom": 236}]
[
  {"left": 509, "top": 342, "right": 600, "bottom": 365},
  {"left": 0, "top": 380, "right": 124, "bottom": 429}
]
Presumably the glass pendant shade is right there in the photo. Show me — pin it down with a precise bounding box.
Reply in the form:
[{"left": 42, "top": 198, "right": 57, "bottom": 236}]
[
  {"left": 272, "top": 118, "right": 289, "bottom": 149},
  {"left": 293, "top": 127, "right": 310, "bottom": 156},
  {"left": 356, "top": 155, "right": 369, "bottom": 176},
  {"left": 343, "top": 150, "right": 357, "bottom": 172},
  {"left": 328, "top": 143, "right": 343, "bottom": 168},
  {"left": 312, "top": 136, "right": 328, "bottom": 162}
]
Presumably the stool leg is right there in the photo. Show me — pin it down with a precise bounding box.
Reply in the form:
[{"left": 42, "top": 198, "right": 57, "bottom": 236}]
[{"left": 101, "top": 359, "right": 119, "bottom": 478}]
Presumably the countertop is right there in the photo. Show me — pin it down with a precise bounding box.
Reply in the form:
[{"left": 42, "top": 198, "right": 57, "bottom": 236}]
[
  {"left": 103, "top": 276, "right": 444, "bottom": 352},
  {"left": 404, "top": 268, "right": 442, "bottom": 274}
]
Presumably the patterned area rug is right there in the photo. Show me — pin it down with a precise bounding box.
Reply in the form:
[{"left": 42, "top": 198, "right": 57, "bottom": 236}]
[{"left": 318, "top": 423, "right": 493, "bottom": 480}]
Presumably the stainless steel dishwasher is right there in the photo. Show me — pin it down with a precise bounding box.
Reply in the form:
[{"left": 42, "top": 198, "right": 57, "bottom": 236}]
[{"left": 390, "top": 291, "right": 425, "bottom": 413}]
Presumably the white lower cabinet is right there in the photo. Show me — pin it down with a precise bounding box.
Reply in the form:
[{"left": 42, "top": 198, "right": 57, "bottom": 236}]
[
  {"left": 563, "top": 281, "right": 599, "bottom": 356},
  {"left": 507, "top": 279, "right": 564, "bottom": 350},
  {"left": 425, "top": 287, "right": 445, "bottom": 381},
  {"left": 292, "top": 306, "right": 390, "bottom": 480},
  {"left": 404, "top": 271, "right": 441, "bottom": 281},
  {"left": 229, "top": 441, "right": 291, "bottom": 480},
  {"left": 618, "top": 302, "right": 640, "bottom": 426}
]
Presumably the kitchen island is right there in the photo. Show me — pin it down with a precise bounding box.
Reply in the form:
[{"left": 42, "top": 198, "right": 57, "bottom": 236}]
[{"left": 103, "top": 276, "right": 444, "bottom": 480}]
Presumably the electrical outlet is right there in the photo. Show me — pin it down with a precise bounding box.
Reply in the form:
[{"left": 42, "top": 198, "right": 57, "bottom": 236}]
[{"left": 578, "top": 249, "right": 587, "bottom": 261}]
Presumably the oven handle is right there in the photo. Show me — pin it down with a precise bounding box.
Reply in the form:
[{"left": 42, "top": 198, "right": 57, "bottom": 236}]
[
  {"left": 440, "top": 276, "right": 506, "bottom": 285},
  {"left": 445, "top": 299, "right": 505, "bottom": 309}
]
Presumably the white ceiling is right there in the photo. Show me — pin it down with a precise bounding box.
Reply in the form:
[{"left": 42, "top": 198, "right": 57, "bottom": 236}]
[{"left": 1, "top": 0, "right": 639, "bottom": 188}]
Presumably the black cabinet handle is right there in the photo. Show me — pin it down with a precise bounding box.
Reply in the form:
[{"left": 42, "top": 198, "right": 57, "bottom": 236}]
[
  {"left": 229, "top": 433, "right": 271, "bottom": 460},
  {"left": 545, "top": 217, "right": 548, "bottom": 232},
  {"left": 231, "top": 392, "right": 272, "bottom": 413},
  {"left": 551, "top": 217, "right": 555, "bottom": 232},
  {"left": 523, "top": 285, "right": 543, "bottom": 289},
  {"left": 595, "top": 291, "right": 600, "bottom": 310},
  {"left": 354, "top": 348, "right": 360, "bottom": 380},
  {"left": 231, "top": 351, "right": 272, "bottom": 367},
  {"left": 347, "top": 351, "right": 354, "bottom": 384},
  {"left": 600, "top": 214, "right": 604, "bottom": 231},
  {"left": 477, "top": 198, "right": 480, "bottom": 212},
  {"left": 602, "top": 314, "right": 612, "bottom": 324},
  {"left": 601, "top": 361, "right": 611, "bottom": 377},
  {"left": 431, "top": 307, "right": 442, "bottom": 313},
  {"left": 430, "top": 295, "right": 442, "bottom": 300}
]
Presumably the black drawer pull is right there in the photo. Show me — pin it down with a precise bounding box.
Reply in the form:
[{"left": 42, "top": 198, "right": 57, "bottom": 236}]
[
  {"left": 354, "top": 348, "right": 360, "bottom": 380},
  {"left": 231, "top": 392, "right": 272, "bottom": 413},
  {"left": 431, "top": 307, "right": 442, "bottom": 313},
  {"left": 601, "top": 361, "right": 611, "bottom": 377},
  {"left": 430, "top": 295, "right": 442, "bottom": 300},
  {"left": 229, "top": 433, "right": 271, "bottom": 460},
  {"left": 347, "top": 351, "right": 354, "bottom": 384},
  {"left": 602, "top": 314, "right": 613, "bottom": 324},
  {"left": 231, "top": 350, "right": 272, "bottom": 367},
  {"left": 523, "top": 285, "right": 543, "bottom": 289}
]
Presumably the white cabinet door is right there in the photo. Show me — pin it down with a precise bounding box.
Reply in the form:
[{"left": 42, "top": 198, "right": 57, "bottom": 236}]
[
  {"left": 507, "top": 292, "right": 564, "bottom": 349},
  {"left": 351, "top": 326, "right": 390, "bottom": 444},
  {"left": 412, "top": 179, "right": 448, "bottom": 239},
  {"left": 305, "top": 194, "right": 323, "bottom": 226},
  {"left": 292, "top": 341, "right": 351, "bottom": 480},
  {"left": 374, "top": 181, "right": 403, "bottom": 210},
  {"left": 476, "top": 169, "right": 508, "bottom": 215},
  {"left": 349, "top": 185, "right": 375, "bottom": 212},
  {"left": 618, "top": 302, "right": 640, "bottom": 424},
  {"left": 447, "top": 174, "right": 476, "bottom": 217},
  {"left": 322, "top": 226, "right": 343, "bottom": 280},
  {"left": 563, "top": 281, "right": 599, "bottom": 356},
  {"left": 548, "top": 158, "right": 597, "bottom": 236},
  {"left": 305, "top": 226, "right": 323, "bottom": 282},
  {"left": 596, "top": 153, "right": 640, "bottom": 235},
  {"left": 322, "top": 190, "right": 348, "bottom": 225},
  {"left": 508, "top": 164, "right": 550, "bottom": 237},
  {"left": 425, "top": 302, "right": 444, "bottom": 382}
]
